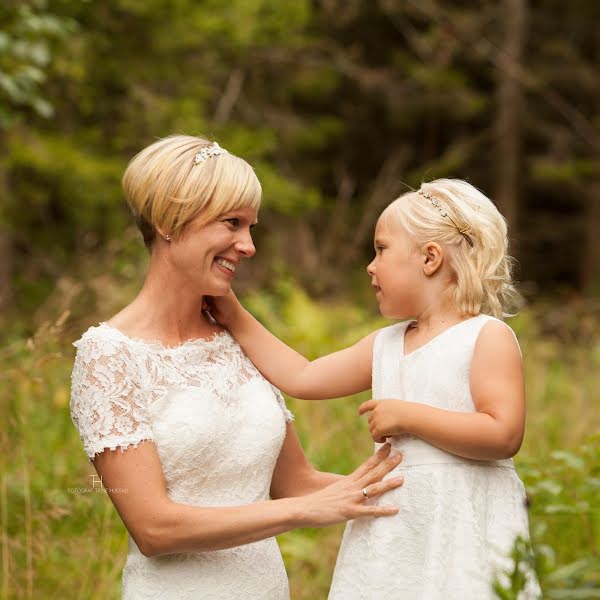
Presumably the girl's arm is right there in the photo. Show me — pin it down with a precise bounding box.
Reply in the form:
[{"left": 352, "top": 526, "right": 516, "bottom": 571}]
[
  {"left": 359, "top": 320, "right": 525, "bottom": 461},
  {"left": 92, "top": 438, "right": 404, "bottom": 558},
  {"left": 207, "top": 291, "right": 377, "bottom": 399}
]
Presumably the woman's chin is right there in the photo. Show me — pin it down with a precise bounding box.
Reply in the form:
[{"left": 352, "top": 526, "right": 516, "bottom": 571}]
[{"left": 197, "top": 278, "right": 232, "bottom": 299}]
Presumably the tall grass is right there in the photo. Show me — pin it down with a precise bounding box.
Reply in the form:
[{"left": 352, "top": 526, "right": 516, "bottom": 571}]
[{"left": 1, "top": 282, "right": 599, "bottom": 598}]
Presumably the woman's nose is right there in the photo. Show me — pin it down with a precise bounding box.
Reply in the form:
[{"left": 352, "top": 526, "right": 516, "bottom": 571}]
[{"left": 235, "top": 231, "right": 256, "bottom": 258}]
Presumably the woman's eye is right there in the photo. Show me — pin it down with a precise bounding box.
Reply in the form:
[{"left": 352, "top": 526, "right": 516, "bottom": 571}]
[{"left": 376, "top": 246, "right": 385, "bottom": 252}]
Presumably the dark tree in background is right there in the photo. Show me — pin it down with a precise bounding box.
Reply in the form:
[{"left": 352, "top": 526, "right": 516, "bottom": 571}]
[{"left": 2, "top": 0, "right": 600, "bottom": 323}]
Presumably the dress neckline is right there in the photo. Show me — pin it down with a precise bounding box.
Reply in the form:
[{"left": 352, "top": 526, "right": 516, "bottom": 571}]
[
  {"left": 400, "top": 315, "right": 484, "bottom": 358},
  {"left": 96, "top": 321, "right": 232, "bottom": 352}
]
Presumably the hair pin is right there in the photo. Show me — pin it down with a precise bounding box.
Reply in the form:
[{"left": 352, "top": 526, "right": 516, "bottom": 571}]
[
  {"left": 417, "top": 188, "right": 474, "bottom": 247},
  {"left": 193, "top": 141, "right": 227, "bottom": 165}
]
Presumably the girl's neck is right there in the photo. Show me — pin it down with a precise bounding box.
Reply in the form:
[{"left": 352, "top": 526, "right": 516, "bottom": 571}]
[{"left": 410, "top": 297, "right": 468, "bottom": 334}]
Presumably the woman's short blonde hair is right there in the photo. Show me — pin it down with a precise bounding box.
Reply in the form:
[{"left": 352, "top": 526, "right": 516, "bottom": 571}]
[
  {"left": 380, "top": 178, "right": 521, "bottom": 318},
  {"left": 122, "top": 134, "right": 261, "bottom": 248}
]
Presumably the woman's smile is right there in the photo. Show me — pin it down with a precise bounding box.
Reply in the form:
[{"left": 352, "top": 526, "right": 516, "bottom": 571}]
[{"left": 214, "top": 256, "right": 237, "bottom": 277}]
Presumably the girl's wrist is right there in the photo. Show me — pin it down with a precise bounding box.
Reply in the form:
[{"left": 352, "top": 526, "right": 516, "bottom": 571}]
[
  {"left": 402, "top": 401, "right": 422, "bottom": 436},
  {"left": 228, "top": 304, "right": 251, "bottom": 334}
]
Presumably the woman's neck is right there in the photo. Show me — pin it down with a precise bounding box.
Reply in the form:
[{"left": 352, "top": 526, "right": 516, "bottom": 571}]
[{"left": 108, "top": 267, "right": 216, "bottom": 345}]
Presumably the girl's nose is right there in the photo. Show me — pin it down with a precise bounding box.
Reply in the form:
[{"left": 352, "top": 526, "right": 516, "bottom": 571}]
[{"left": 366, "top": 260, "right": 376, "bottom": 276}]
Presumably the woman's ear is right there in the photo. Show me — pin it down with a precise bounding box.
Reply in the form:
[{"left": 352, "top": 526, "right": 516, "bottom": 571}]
[
  {"left": 421, "top": 242, "right": 444, "bottom": 276},
  {"left": 154, "top": 226, "right": 172, "bottom": 243}
]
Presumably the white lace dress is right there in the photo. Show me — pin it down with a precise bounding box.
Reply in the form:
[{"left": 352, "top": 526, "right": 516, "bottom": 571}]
[
  {"left": 70, "top": 323, "right": 294, "bottom": 600},
  {"left": 329, "top": 315, "right": 541, "bottom": 600}
]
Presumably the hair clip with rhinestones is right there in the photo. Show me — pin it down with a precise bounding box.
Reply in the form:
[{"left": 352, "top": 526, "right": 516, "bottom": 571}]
[
  {"left": 417, "top": 188, "right": 474, "bottom": 247},
  {"left": 193, "top": 141, "right": 227, "bottom": 165}
]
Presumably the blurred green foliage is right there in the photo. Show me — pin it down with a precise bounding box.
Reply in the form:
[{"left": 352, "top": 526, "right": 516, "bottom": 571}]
[{"left": 2, "top": 0, "right": 600, "bottom": 315}]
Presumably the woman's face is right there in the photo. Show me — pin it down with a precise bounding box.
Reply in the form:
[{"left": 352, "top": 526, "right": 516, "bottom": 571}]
[{"left": 161, "top": 205, "right": 258, "bottom": 296}]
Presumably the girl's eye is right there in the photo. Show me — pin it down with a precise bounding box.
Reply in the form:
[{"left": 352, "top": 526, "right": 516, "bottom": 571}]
[
  {"left": 376, "top": 246, "right": 385, "bottom": 252},
  {"left": 225, "top": 218, "right": 239, "bottom": 227}
]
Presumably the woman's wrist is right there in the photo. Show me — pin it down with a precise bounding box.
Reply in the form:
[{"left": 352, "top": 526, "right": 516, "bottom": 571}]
[{"left": 281, "top": 495, "right": 314, "bottom": 528}]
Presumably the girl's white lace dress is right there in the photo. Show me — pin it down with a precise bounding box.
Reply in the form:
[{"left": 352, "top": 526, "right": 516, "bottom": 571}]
[
  {"left": 70, "top": 323, "right": 294, "bottom": 600},
  {"left": 329, "top": 315, "right": 541, "bottom": 600}
]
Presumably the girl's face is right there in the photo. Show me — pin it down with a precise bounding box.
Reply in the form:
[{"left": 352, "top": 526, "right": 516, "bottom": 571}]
[
  {"left": 162, "top": 205, "right": 258, "bottom": 296},
  {"left": 366, "top": 218, "right": 425, "bottom": 319}
]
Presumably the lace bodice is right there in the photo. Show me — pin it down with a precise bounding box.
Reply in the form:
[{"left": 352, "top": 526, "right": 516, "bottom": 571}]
[{"left": 70, "top": 323, "right": 293, "bottom": 599}]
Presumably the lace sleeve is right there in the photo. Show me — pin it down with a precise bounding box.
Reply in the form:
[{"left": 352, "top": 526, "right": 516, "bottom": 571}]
[
  {"left": 270, "top": 384, "right": 294, "bottom": 423},
  {"left": 70, "top": 332, "right": 154, "bottom": 461}
]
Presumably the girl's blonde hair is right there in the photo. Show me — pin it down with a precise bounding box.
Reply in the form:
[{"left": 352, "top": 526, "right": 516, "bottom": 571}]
[
  {"left": 122, "top": 134, "right": 261, "bottom": 248},
  {"left": 380, "top": 178, "right": 521, "bottom": 318}
]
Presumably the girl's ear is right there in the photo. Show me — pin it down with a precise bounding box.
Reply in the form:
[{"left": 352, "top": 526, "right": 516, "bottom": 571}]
[{"left": 421, "top": 242, "right": 444, "bottom": 276}]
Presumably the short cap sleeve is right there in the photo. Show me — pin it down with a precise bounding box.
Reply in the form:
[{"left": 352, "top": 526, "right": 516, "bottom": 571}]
[
  {"left": 70, "top": 329, "right": 154, "bottom": 461},
  {"left": 270, "top": 384, "right": 294, "bottom": 423}
]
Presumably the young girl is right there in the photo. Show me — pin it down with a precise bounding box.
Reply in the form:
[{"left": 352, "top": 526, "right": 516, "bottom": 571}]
[{"left": 209, "top": 178, "right": 541, "bottom": 599}]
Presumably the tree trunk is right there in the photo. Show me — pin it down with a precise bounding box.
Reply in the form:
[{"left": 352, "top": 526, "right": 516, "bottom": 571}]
[
  {"left": 0, "top": 131, "right": 14, "bottom": 311},
  {"left": 494, "top": 0, "right": 527, "bottom": 258},
  {"left": 580, "top": 22, "right": 600, "bottom": 295}
]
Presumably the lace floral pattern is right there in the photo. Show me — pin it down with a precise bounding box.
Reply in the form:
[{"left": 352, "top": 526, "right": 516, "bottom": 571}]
[
  {"left": 70, "top": 323, "right": 293, "bottom": 599},
  {"left": 328, "top": 316, "right": 541, "bottom": 600}
]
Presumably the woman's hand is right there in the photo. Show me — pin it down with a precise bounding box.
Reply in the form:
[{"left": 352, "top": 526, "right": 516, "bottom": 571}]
[
  {"left": 299, "top": 443, "right": 404, "bottom": 526},
  {"left": 203, "top": 290, "right": 244, "bottom": 329},
  {"left": 359, "top": 399, "right": 415, "bottom": 443}
]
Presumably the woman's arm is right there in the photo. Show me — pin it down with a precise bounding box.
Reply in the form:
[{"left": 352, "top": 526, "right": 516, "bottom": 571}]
[
  {"left": 270, "top": 423, "right": 344, "bottom": 499},
  {"left": 359, "top": 320, "right": 525, "bottom": 461},
  {"left": 207, "top": 291, "right": 377, "bottom": 399},
  {"left": 93, "top": 439, "right": 403, "bottom": 558}
]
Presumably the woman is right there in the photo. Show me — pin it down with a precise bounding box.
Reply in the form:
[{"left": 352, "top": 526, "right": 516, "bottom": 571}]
[{"left": 69, "top": 134, "right": 404, "bottom": 599}]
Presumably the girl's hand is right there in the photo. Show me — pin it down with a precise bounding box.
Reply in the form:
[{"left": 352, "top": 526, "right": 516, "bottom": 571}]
[
  {"left": 359, "top": 399, "right": 414, "bottom": 443},
  {"left": 202, "top": 290, "right": 244, "bottom": 328},
  {"left": 300, "top": 443, "right": 404, "bottom": 525}
]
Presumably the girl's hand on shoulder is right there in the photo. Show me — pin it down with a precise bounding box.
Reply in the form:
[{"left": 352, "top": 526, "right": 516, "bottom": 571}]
[
  {"left": 359, "top": 399, "right": 414, "bottom": 443},
  {"left": 300, "top": 443, "right": 404, "bottom": 525},
  {"left": 203, "top": 290, "right": 244, "bottom": 329}
]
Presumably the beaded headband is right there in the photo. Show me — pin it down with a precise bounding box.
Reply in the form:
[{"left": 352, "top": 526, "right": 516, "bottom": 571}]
[
  {"left": 417, "top": 188, "right": 474, "bottom": 247},
  {"left": 193, "top": 141, "right": 227, "bottom": 165}
]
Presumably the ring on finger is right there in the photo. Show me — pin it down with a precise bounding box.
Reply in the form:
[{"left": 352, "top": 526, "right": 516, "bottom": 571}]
[{"left": 362, "top": 487, "right": 370, "bottom": 499}]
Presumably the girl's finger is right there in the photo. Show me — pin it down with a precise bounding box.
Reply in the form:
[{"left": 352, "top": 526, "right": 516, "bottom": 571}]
[{"left": 358, "top": 399, "right": 377, "bottom": 416}]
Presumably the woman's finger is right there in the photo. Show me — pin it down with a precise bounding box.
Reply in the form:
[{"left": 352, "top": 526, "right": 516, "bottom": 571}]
[
  {"left": 349, "top": 443, "right": 391, "bottom": 481},
  {"left": 361, "top": 476, "right": 404, "bottom": 500},
  {"left": 359, "top": 504, "right": 400, "bottom": 517},
  {"left": 359, "top": 452, "right": 403, "bottom": 487}
]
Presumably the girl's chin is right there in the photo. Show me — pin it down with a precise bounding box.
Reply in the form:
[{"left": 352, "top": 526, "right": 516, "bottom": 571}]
[{"left": 378, "top": 306, "right": 408, "bottom": 320}]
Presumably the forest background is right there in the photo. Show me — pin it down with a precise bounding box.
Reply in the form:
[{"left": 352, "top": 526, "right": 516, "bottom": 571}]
[{"left": 1, "top": 0, "right": 599, "bottom": 598}]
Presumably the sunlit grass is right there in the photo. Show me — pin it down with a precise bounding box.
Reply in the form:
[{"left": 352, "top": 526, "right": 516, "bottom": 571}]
[{"left": 1, "top": 284, "right": 599, "bottom": 598}]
